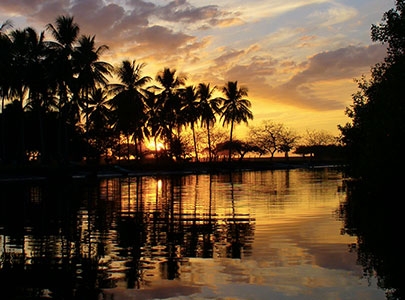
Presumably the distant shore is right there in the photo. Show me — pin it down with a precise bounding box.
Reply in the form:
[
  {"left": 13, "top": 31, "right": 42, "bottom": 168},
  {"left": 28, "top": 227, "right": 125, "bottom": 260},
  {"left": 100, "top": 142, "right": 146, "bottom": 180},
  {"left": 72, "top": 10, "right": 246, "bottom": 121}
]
[{"left": 0, "top": 156, "right": 346, "bottom": 181}]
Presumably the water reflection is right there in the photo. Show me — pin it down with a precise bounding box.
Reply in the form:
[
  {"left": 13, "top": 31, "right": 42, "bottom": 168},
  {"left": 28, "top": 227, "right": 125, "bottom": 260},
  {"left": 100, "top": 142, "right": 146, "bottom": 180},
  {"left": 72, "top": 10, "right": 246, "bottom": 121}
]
[
  {"left": 0, "top": 172, "right": 256, "bottom": 298},
  {"left": 0, "top": 169, "right": 392, "bottom": 299},
  {"left": 339, "top": 178, "right": 404, "bottom": 300}
]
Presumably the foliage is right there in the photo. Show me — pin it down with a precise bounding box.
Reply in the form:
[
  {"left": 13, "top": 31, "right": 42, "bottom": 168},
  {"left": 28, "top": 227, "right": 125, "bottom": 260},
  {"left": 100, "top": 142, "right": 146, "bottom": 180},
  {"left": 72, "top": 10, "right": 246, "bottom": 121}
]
[
  {"left": 339, "top": 0, "right": 405, "bottom": 183},
  {"left": 249, "top": 121, "right": 302, "bottom": 159},
  {"left": 338, "top": 3, "right": 405, "bottom": 297}
]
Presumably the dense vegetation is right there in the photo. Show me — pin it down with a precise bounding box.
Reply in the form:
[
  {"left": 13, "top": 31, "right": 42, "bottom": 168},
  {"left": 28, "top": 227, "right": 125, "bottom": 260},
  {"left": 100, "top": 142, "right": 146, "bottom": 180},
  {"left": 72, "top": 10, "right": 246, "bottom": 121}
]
[
  {"left": 338, "top": 0, "right": 405, "bottom": 184},
  {"left": 338, "top": 2, "right": 405, "bottom": 299}
]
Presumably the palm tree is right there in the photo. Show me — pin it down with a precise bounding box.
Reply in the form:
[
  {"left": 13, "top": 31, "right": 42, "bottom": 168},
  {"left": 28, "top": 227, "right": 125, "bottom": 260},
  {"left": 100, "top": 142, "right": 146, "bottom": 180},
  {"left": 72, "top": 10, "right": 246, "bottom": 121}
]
[
  {"left": 155, "top": 67, "right": 186, "bottom": 156},
  {"left": 86, "top": 88, "right": 114, "bottom": 159},
  {"left": 72, "top": 34, "right": 113, "bottom": 159},
  {"left": 0, "top": 20, "right": 13, "bottom": 162},
  {"left": 23, "top": 27, "right": 52, "bottom": 162},
  {"left": 46, "top": 15, "right": 80, "bottom": 162},
  {"left": 197, "top": 83, "right": 222, "bottom": 162},
  {"left": 8, "top": 27, "right": 42, "bottom": 162},
  {"left": 109, "top": 60, "right": 151, "bottom": 159},
  {"left": 180, "top": 85, "right": 199, "bottom": 161},
  {"left": 144, "top": 89, "right": 167, "bottom": 158},
  {"left": 0, "top": 20, "right": 13, "bottom": 112},
  {"left": 220, "top": 81, "right": 253, "bottom": 161}
]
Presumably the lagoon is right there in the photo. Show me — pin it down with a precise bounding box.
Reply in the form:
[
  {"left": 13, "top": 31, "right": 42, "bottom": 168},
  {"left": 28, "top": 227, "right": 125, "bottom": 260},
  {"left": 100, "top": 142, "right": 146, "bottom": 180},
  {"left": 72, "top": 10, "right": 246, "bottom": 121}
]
[{"left": 0, "top": 168, "right": 387, "bottom": 299}]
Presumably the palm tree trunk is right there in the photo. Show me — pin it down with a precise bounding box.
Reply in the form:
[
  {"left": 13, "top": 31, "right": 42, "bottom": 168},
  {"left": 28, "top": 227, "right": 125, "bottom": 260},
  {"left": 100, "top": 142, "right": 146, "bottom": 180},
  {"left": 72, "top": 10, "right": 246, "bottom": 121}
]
[
  {"left": 206, "top": 120, "right": 212, "bottom": 162},
  {"left": 1, "top": 97, "right": 5, "bottom": 161},
  {"left": 126, "top": 134, "right": 130, "bottom": 160},
  {"left": 19, "top": 90, "right": 25, "bottom": 164},
  {"left": 228, "top": 120, "right": 234, "bottom": 162},
  {"left": 154, "top": 135, "right": 159, "bottom": 160},
  {"left": 191, "top": 124, "right": 198, "bottom": 162}
]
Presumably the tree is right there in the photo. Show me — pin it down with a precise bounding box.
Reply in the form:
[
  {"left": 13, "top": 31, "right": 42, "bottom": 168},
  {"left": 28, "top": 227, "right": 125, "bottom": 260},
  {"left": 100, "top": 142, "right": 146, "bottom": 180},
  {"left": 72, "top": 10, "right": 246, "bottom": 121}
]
[
  {"left": 277, "top": 127, "right": 300, "bottom": 159},
  {"left": 216, "top": 139, "right": 264, "bottom": 161},
  {"left": 46, "top": 15, "right": 80, "bottom": 162},
  {"left": 72, "top": 34, "right": 113, "bottom": 152},
  {"left": 180, "top": 85, "right": 200, "bottom": 161},
  {"left": 86, "top": 88, "right": 115, "bottom": 160},
  {"left": 155, "top": 67, "right": 186, "bottom": 158},
  {"left": 197, "top": 83, "right": 222, "bottom": 162},
  {"left": 144, "top": 89, "right": 166, "bottom": 158},
  {"left": 300, "top": 129, "right": 341, "bottom": 159},
  {"left": 23, "top": 27, "right": 53, "bottom": 162},
  {"left": 0, "top": 20, "right": 13, "bottom": 162},
  {"left": 0, "top": 19, "right": 13, "bottom": 113},
  {"left": 220, "top": 81, "right": 253, "bottom": 161},
  {"left": 8, "top": 27, "right": 45, "bottom": 162},
  {"left": 109, "top": 60, "right": 151, "bottom": 160},
  {"left": 249, "top": 121, "right": 284, "bottom": 159},
  {"left": 339, "top": 0, "right": 405, "bottom": 182},
  {"left": 338, "top": 3, "right": 405, "bottom": 298}
]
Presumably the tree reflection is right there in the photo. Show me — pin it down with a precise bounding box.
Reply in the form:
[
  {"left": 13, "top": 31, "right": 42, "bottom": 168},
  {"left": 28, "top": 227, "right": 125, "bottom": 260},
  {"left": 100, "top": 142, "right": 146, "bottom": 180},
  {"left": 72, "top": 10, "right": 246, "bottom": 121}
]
[
  {"left": 0, "top": 179, "right": 103, "bottom": 299},
  {"left": 339, "top": 179, "right": 404, "bottom": 300},
  {"left": 0, "top": 173, "right": 255, "bottom": 298}
]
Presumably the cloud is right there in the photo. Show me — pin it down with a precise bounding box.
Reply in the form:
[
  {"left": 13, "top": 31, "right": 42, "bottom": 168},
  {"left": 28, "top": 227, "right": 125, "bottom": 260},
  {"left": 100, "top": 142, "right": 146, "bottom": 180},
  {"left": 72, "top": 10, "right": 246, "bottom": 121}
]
[
  {"left": 0, "top": 0, "right": 43, "bottom": 15},
  {"left": 307, "top": 2, "right": 358, "bottom": 27},
  {"left": 269, "top": 44, "right": 387, "bottom": 110},
  {"left": 286, "top": 44, "right": 386, "bottom": 86},
  {"left": 202, "top": 43, "right": 387, "bottom": 115},
  {"left": 156, "top": 0, "right": 223, "bottom": 23}
]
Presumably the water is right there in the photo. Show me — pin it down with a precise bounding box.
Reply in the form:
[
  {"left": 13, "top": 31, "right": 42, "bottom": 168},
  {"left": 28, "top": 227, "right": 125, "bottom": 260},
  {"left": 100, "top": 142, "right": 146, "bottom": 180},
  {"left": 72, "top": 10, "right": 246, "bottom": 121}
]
[{"left": 0, "top": 168, "right": 387, "bottom": 299}]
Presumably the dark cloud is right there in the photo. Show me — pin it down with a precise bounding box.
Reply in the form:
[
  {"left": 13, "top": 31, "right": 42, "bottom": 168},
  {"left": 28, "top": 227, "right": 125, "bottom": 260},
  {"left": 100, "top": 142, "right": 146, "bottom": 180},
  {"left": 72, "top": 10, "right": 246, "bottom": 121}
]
[
  {"left": 134, "top": 25, "right": 194, "bottom": 51},
  {"left": 156, "top": 0, "right": 223, "bottom": 23},
  {"left": 288, "top": 44, "right": 387, "bottom": 85},
  {"left": 1, "top": 0, "right": 227, "bottom": 58}
]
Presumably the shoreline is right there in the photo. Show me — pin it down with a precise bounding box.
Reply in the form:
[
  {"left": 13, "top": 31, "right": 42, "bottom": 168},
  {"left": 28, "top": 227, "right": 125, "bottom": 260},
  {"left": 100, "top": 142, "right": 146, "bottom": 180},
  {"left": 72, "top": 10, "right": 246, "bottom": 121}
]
[{"left": 0, "top": 157, "right": 346, "bottom": 181}]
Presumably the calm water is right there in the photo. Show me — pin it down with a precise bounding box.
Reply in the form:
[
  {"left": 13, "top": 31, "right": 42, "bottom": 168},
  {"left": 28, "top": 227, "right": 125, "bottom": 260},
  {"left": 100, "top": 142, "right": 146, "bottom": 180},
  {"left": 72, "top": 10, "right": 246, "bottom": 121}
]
[{"left": 0, "top": 168, "right": 388, "bottom": 299}]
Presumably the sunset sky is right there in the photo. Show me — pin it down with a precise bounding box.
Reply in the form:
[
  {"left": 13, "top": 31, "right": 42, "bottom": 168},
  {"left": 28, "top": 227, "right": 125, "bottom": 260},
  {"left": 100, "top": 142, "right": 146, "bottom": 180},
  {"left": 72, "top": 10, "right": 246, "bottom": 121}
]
[{"left": 0, "top": 0, "right": 394, "bottom": 137}]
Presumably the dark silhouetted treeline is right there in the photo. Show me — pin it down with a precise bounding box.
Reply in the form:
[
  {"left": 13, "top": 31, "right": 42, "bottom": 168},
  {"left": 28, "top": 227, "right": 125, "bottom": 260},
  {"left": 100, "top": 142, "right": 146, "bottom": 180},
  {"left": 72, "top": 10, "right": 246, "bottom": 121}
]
[
  {"left": 339, "top": 1, "right": 405, "bottom": 299},
  {"left": 0, "top": 16, "right": 255, "bottom": 166}
]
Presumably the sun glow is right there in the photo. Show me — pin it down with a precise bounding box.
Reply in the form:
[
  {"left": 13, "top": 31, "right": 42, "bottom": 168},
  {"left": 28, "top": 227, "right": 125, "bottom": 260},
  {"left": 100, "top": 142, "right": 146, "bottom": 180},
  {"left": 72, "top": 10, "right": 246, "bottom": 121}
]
[{"left": 146, "top": 139, "right": 165, "bottom": 152}]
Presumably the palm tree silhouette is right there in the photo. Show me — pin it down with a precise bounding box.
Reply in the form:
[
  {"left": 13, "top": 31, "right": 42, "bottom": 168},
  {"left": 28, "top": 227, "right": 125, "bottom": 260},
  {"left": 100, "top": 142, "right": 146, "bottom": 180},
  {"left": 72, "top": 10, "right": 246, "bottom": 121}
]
[
  {"left": 179, "top": 85, "right": 199, "bottom": 161},
  {"left": 109, "top": 60, "right": 151, "bottom": 159},
  {"left": 220, "top": 81, "right": 253, "bottom": 161},
  {"left": 23, "top": 27, "right": 52, "bottom": 163},
  {"left": 86, "top": 88, "right": 114, "bottom": 159},
  {"left": 155, "top": 68, "right": 186, "bottom": 158},
  {"left": 72, "top": 34, "right": 113, "bottom": 159},
  {"left": 0, "top": 21, "right": 13, "bottom": 161},
  {"left": 46, "top": 15, "right": 80, "bottom": 162},
  {"left": 197, "top": 83, "right": 222, "bottom": 162},
  {"left": 8, "top": 27, "right": 46, "bottom": 162}
]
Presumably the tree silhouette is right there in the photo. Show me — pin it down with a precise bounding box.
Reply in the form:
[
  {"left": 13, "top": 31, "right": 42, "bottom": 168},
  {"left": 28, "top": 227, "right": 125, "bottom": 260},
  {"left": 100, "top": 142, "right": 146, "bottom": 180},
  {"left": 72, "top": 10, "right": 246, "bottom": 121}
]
[
  {"left": 220, "top": 81, "right": 253, "bottom": 161},
  {"left": 86, "top": 88, "right": 115, "bottom": 159},
  {"left": 46, "top": 15, "right": 80, "bottom": 162},
  {"left": 155, "top": 68, "right": 186, "bottom": 158},
  {"left": 108, "top": 60, "right": 151, "bottom": 159},
  {"left": 197, "top": 83, "right": 221, "bottom": 162},
  {"left": 339, "top": 0, "right": 405, "bottom": 183},
  {"left": 72, "top": 35, "right": 113, "bottom": 160},
  {"left": 179, "top": 85, "right": 199, "bottom": 161}
]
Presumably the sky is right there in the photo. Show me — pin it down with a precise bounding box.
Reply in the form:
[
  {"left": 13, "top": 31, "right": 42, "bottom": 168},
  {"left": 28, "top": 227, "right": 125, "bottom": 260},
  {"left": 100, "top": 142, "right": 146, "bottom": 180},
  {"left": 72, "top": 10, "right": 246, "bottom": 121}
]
[{"left": 0, "top": 0, "right": 395, "bottom": 137}]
